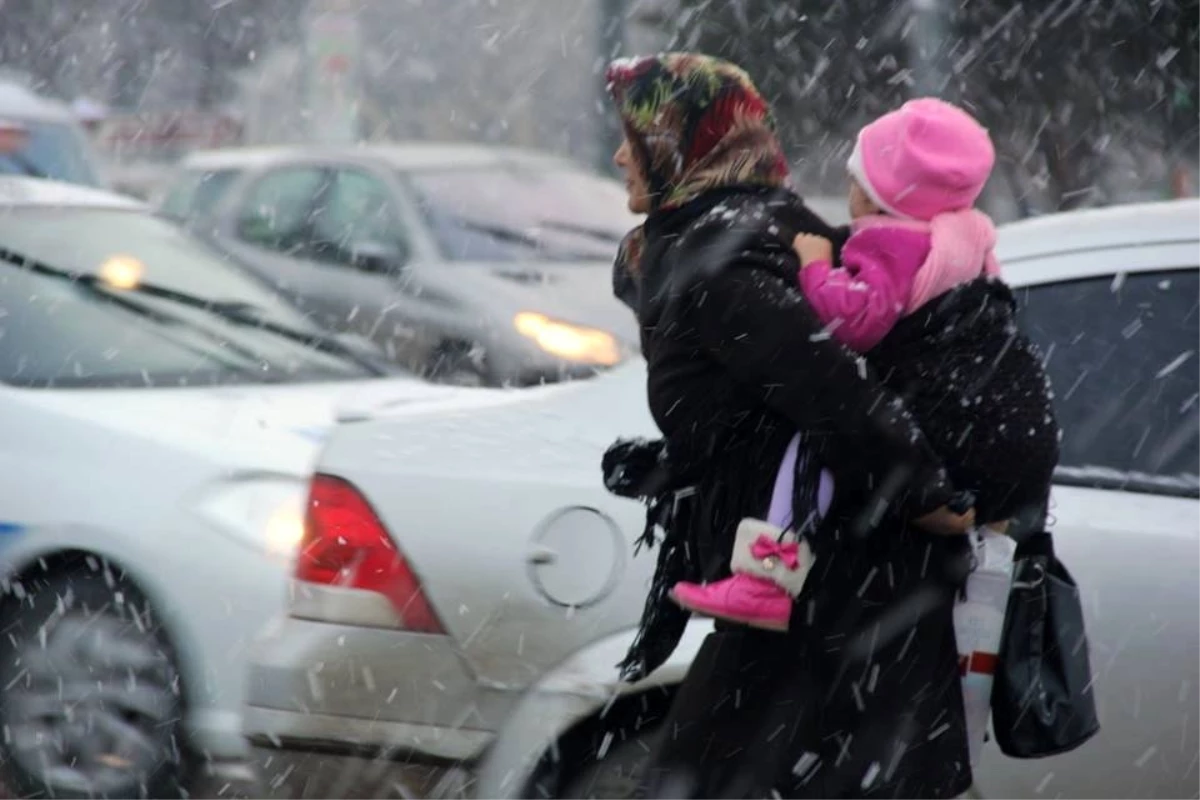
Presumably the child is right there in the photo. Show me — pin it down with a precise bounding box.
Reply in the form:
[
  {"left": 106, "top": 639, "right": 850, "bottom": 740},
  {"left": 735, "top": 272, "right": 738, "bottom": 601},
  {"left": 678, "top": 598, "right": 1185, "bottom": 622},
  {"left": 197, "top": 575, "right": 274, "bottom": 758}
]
[{"left": 670, "top": 98, "right": 1060, "bottom": 631}]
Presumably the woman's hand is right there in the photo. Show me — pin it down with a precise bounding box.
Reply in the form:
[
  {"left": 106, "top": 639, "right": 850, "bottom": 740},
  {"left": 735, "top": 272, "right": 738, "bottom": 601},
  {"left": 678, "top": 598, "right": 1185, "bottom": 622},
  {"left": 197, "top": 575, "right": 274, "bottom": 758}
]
[
  {"left": 915, "top": 505, "right": 976, "bottom": 536},
  {"left": 602, "top": 437, "right": 670, "bottom": 499},
  {"left": 793, "top": 233, "right": 833, "bottom": 267}
]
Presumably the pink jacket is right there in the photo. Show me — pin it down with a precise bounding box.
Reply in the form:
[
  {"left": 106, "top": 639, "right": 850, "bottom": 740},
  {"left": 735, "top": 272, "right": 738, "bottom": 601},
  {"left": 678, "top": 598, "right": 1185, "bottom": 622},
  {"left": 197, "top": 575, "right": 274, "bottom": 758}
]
[{"left": 797, "top": 209, "right": 1002, "bottom": 352}]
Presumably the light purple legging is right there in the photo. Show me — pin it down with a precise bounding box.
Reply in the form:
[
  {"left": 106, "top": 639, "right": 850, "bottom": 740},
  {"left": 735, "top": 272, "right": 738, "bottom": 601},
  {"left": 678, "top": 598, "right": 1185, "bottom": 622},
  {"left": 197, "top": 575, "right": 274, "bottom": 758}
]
[{"left": 766, "top": 434, "right": 834, "bottom": 531}]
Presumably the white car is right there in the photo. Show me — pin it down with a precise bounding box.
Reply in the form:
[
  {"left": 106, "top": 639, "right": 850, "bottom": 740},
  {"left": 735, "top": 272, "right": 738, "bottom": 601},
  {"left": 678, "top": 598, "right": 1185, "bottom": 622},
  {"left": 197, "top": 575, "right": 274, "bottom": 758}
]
[
  {"left": 0, "top": 177, "right": 469, "bottom": 798},
  {"left": 243, "top": 199, "right": 1199, "bottom": 799}
]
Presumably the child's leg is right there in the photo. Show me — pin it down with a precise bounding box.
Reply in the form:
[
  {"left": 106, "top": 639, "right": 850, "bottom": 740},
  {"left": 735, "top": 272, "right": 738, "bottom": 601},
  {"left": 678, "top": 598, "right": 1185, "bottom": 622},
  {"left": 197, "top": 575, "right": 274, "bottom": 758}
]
[
  {"left": 765, "top": 433, "right": 802, "bottom": 529},
  {"left": 669, "top": 519, "right": 813, "bottom": 631},
  {"left": 670, "top": 434, "right": 823, "bottom": 631}
]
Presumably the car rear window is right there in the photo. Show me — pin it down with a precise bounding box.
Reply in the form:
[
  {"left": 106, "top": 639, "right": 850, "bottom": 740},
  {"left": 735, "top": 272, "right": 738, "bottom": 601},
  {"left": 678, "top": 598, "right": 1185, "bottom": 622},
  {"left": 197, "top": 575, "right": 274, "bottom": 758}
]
[{"left": 1016, "top": 267, "right": 1199, "bottom": 496}]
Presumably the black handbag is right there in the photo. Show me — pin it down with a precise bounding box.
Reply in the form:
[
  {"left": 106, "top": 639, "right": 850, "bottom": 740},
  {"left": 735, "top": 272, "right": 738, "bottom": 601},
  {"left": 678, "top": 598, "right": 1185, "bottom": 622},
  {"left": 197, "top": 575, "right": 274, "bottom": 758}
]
[{"left": 991, "top": 531, "right": 1101, "bottom": 758}]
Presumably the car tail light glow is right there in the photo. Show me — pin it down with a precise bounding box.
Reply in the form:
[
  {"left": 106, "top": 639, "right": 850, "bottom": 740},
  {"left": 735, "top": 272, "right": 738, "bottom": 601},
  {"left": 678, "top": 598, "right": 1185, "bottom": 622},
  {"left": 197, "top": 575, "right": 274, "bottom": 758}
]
[{"left": 296, "top": 474, "right": 445, "bottom": 634}]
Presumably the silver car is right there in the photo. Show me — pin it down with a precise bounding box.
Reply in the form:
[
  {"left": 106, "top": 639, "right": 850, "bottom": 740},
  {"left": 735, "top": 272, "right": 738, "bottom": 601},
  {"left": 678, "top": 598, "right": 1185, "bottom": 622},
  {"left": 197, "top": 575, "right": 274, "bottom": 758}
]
[
  {"left": 156, "top": 144, "right": 642, "bottom": 387},
  {"left": 244, "top": 199, "right": 1199, "bottom": 799}
]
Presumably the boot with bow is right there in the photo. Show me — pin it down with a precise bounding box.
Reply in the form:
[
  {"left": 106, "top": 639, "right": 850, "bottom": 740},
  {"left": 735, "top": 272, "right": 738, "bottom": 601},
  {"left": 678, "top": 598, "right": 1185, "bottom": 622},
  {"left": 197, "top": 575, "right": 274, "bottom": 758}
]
[{"left": 669, "top": 518, "right": 813, "bottom": 632}]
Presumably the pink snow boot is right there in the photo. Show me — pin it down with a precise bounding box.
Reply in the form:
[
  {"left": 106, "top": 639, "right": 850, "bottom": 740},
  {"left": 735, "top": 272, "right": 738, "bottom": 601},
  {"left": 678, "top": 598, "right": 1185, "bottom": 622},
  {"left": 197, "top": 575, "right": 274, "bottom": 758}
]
[{"left": 669, "top": 518, "right": 813, "bottom": 632}]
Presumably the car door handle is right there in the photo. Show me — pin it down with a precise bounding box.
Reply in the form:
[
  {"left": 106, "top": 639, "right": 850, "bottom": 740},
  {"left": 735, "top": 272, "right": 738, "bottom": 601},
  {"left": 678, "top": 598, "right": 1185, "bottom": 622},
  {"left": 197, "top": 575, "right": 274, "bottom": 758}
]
[{"left": 527, "top": 545, "right": 558, "bottom": 566}]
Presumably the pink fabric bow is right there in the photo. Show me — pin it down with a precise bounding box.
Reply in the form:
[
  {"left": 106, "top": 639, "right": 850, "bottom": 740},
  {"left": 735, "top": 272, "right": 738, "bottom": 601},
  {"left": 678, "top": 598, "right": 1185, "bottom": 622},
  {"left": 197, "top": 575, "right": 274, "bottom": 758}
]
[{"left": 751, "top": 535, "right": 801, "bottom": 569}]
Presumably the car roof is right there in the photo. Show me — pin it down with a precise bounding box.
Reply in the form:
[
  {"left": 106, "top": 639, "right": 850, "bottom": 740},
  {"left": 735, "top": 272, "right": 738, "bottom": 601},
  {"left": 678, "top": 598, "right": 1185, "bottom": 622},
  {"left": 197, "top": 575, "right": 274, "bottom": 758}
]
[
  {"left": 0, "top": 81, "right": 76, "bottom": 123},
  {"left": 180, "top": 141, "right": 577, "bottom": 173},
  {"left": 0, "top": 176, "right": 146, "bottom": 211},
  {"left": 998, "top": 198, "right": 1199, "bottom": 263},
  {"left": 999, "top": 199, "right": 1199, "bottom": 286}
]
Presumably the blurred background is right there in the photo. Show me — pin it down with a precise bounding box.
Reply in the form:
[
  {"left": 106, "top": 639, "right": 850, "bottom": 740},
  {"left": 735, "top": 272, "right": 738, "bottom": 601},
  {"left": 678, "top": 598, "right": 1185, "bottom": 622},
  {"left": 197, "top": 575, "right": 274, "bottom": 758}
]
[
  {"left": 0, "top": 3, "right": 1197, "bottom": 799},
  {"left": 1, "top": 0, "right": 1195, "bottom": 218}
]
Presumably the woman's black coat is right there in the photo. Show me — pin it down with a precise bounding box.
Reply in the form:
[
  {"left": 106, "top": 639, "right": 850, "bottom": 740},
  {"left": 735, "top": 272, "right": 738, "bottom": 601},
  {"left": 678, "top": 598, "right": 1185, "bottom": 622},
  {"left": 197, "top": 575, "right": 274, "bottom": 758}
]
[{"left": 608, "top": 186, "right": 975, "bottom": 798}]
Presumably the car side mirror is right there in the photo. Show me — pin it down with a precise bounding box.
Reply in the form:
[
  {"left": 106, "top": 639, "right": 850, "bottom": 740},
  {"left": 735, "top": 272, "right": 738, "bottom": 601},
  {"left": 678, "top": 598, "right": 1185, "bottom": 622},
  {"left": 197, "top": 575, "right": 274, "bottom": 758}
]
[{"left": 351, "top": 239, "right": 408, "bottom": 274}]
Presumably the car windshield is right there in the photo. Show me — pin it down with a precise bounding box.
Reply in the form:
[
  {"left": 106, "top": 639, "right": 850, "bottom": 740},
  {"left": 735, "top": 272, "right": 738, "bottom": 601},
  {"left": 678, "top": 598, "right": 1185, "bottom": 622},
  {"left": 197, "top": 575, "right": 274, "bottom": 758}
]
[
  {"left": 406, "top": 161, "right": 637, "bottom": 263},
  {"left": 0, "top": 207, "right": 378, "bottom": 388},
  {"left": 0, "top": 120, "right": 101, "bottom": 187}
]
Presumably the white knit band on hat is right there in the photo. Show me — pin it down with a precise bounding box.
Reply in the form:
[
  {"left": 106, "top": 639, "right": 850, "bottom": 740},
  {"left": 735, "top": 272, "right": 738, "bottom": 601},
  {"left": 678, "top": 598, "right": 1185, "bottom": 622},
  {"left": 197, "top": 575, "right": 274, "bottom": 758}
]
[{"left": 846, "top": 132, "right": 910, "bottom": 219}]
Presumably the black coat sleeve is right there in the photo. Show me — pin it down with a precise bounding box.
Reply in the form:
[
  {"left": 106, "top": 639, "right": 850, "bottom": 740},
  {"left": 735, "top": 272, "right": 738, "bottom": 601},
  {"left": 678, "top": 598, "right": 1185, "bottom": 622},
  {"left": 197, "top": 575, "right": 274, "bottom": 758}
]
[{"left": 675, "top": 226, "right": 954, "bottom": 520}]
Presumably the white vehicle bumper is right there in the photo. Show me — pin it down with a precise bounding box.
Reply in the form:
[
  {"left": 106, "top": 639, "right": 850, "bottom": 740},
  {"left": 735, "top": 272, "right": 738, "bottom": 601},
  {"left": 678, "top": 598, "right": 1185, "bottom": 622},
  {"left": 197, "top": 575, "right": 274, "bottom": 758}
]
[
  {"left": 243, "top": 610, "right": 516, "bottom": 763},
  {"left": 244, "top": 605, "right": 711, "bottom": 798},
  {"left": 474, "top": 620, "right": 711, "bottom": 798}
]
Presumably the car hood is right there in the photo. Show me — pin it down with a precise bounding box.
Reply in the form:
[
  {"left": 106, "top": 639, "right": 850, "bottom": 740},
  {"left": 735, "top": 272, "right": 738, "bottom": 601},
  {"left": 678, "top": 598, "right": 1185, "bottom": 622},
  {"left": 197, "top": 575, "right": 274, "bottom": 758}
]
[
  {"left": 314, "top": 360, "right": 660, "bottom": 688},
  {"left": 431, "top": 260, "right": 638, "bottom": 345},
  {"left": 7, "top": 377, "right": 470, "bottom": 476},
  {"left": 319, "top": 362, "right": 658, "bottom": 502}
]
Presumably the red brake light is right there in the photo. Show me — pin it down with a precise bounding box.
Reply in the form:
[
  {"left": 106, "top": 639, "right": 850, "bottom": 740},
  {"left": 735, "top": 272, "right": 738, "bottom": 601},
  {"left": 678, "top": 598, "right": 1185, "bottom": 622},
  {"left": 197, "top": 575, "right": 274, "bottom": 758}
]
[{"left": 296, "top": 474, "right": 445, "bottom": 634}]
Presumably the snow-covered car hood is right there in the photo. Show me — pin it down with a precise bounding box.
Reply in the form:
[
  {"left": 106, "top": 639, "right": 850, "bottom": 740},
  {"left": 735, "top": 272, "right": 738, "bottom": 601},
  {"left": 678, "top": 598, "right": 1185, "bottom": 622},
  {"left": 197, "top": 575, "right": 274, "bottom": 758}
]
[
  {"left": 336, "top": 368, "right": 621, "bottom": 425},
  {"left": 3, "top": 376, "right": 471, "bottom": 475},
  {"left": 319, "top": 361, "right": 657, "bottom": 485}
]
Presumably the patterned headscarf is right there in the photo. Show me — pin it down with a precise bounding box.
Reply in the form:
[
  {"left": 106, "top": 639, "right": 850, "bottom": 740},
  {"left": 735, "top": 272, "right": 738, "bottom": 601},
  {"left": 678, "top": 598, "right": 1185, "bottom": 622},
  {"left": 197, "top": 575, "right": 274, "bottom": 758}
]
[{"left": 606, "top": 53, "right": 791, "bottom": 278}]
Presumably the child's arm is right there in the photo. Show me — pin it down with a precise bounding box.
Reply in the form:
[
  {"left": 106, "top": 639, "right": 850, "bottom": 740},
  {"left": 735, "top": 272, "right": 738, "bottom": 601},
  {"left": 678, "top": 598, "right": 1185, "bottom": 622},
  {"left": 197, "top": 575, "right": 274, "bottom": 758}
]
[
  {"left": 795, "top": 228, "right": 931, "bottom": 352},
  {"left": 675, "top": 225, "right": 956, "bottom": 524}
]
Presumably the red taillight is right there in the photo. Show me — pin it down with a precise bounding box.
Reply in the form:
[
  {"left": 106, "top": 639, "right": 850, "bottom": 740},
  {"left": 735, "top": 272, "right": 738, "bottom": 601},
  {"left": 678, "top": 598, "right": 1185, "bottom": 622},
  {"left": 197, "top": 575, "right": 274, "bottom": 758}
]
[{"left": 296, "top": 474, "right": 445, "bottom": 634}]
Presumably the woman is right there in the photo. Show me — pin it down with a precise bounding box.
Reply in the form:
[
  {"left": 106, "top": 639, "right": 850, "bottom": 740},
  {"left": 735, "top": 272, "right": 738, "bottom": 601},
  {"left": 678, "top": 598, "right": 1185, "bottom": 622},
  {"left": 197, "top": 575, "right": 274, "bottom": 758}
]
[{"left": 601, "top": 53, "right": 976, "bottom": 798}]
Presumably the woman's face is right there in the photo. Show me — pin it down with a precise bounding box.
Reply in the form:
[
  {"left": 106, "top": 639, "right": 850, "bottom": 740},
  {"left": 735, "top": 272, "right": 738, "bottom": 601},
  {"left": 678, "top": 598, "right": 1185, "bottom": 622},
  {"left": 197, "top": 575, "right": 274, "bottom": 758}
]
[{"left": 614, "top": 136, "right": 652, "bottom": 214}]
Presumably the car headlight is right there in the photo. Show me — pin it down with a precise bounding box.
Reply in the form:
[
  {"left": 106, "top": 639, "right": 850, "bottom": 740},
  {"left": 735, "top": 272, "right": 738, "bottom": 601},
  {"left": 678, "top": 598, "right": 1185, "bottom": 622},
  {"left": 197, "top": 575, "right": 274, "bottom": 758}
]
[
  {"left": 514, "top": 312, "right": 622, "bottom": 366},
  {"left": 194, "top": 477, "right": 307, "bottom": 562}
]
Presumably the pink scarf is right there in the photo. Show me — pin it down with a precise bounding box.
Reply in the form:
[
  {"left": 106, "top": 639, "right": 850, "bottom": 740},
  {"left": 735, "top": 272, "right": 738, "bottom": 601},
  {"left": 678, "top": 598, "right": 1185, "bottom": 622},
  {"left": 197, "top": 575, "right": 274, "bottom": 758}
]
[{"left": 852, "top": 209, "right": 1001, "bottom": 313}]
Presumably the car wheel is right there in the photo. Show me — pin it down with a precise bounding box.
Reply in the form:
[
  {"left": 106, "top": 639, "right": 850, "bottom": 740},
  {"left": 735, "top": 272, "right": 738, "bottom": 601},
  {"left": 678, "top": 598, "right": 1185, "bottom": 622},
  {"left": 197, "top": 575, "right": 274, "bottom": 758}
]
[
  {"left": 0, "top": 563, "right": 185, "bottom": 799},
  {"left": 558, "top": 724, "right": 661, "bottom": 799}
]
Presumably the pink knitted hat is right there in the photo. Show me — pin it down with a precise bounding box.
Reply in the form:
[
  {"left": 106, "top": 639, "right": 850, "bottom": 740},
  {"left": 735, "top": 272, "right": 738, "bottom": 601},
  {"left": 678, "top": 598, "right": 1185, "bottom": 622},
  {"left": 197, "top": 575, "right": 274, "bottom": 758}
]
[{"left": 847, "top": 98, "right": 995, "bottom": 221}]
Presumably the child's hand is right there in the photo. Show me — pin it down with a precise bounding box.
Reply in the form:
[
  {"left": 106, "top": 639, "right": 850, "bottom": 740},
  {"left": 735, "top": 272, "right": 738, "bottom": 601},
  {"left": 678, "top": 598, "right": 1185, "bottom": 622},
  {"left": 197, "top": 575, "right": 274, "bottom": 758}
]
[{"left": 793, "top": 233, "right": 833, "bottom": 267}]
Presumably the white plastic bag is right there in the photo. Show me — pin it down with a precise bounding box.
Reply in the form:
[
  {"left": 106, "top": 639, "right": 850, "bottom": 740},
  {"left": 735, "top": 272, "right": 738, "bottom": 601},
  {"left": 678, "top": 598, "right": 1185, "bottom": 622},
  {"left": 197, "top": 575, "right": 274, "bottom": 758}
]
[{"left": 953, "top": 526, "right": 1015, "bottom": 766}]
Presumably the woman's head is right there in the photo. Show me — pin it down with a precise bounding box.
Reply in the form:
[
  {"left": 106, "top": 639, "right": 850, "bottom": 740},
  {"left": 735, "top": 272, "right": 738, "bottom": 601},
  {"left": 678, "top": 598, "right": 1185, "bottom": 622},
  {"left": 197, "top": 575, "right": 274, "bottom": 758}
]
[
  {"left": 606, "top": 53, "right": 790, "bottom": 215},
  {"left": 847, "top": 97, "right": 995, "bottom": 222}
]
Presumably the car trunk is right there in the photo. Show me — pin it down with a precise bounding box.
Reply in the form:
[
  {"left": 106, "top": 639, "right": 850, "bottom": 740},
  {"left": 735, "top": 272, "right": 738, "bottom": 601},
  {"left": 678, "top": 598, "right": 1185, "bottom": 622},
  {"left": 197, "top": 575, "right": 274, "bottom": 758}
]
[{"left": 314, "top": 364, "right": 661, "bottom": 689}]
